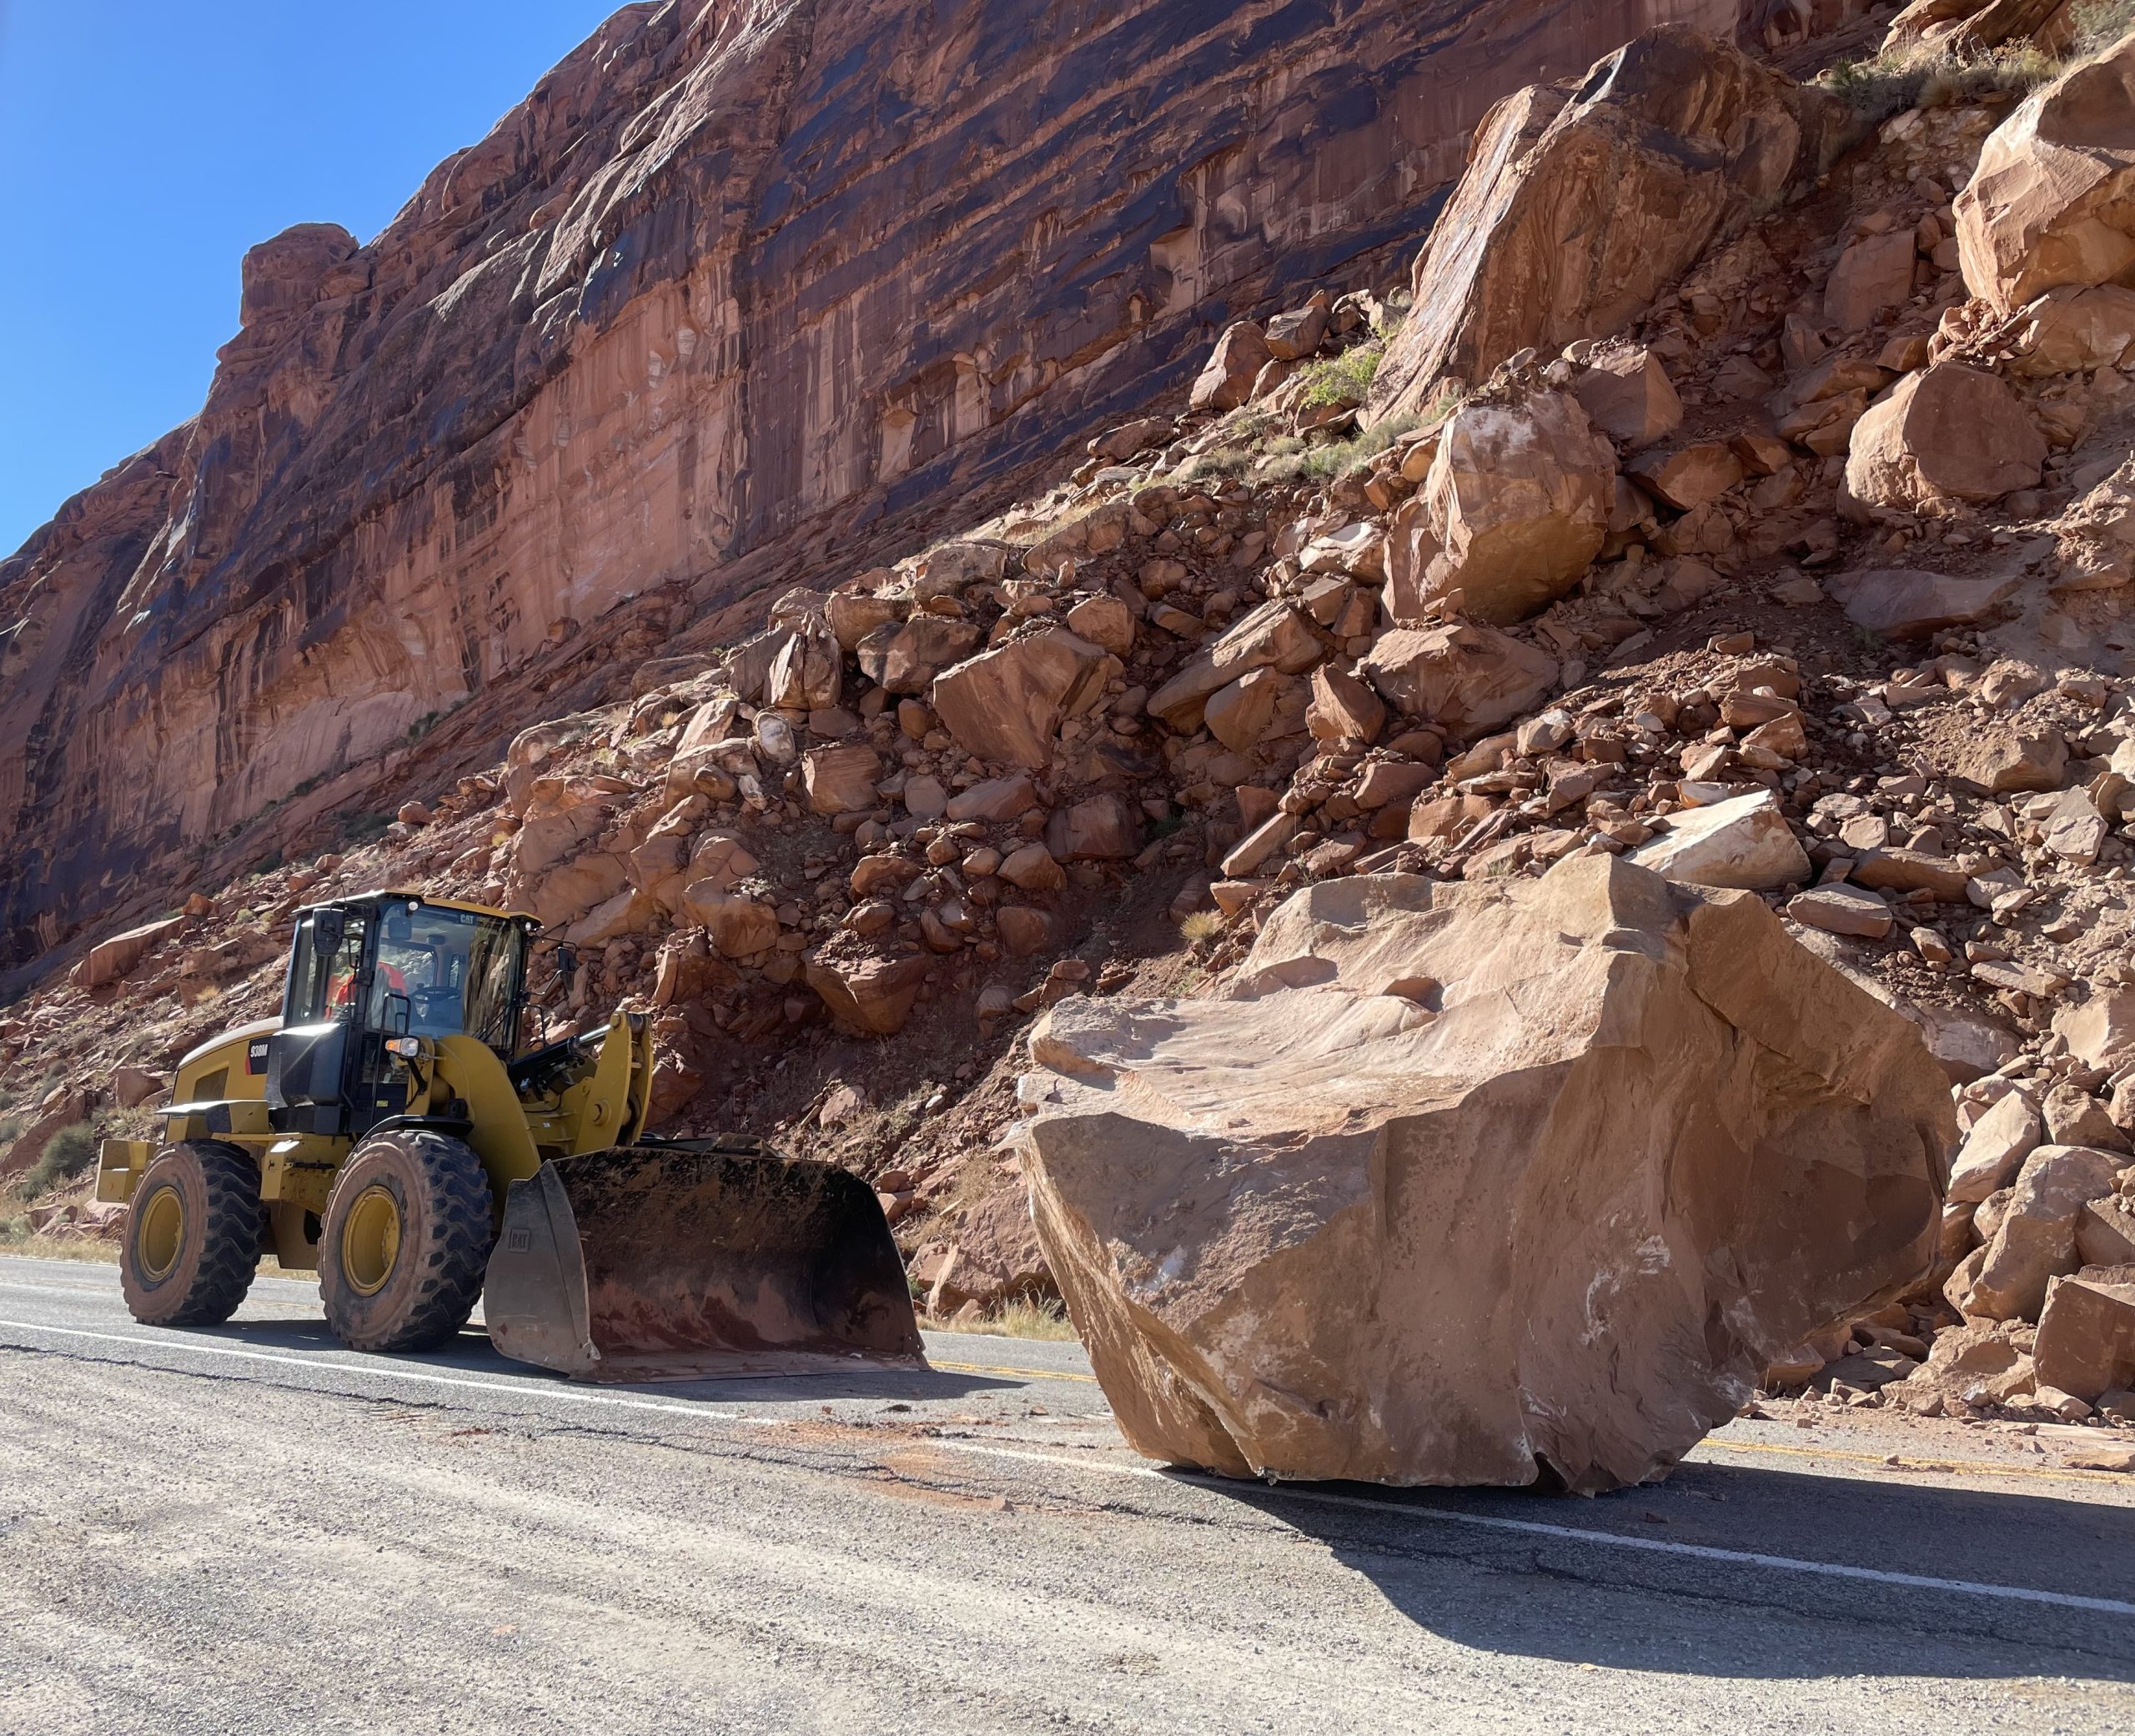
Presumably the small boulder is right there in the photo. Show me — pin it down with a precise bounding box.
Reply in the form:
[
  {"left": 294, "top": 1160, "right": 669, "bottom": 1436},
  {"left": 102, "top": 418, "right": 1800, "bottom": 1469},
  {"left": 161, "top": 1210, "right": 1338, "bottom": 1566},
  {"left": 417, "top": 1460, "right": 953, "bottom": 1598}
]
[
  {"left": 1844, "top": 364, "right": 2046, "bottom": 508},
  {"left": 1949, "top": 1089, "right": 2040, "bottom": 1207},
  {"left": 1823, "top": 228, "right": 1917, "bottom": 331},
  {"left": 2055, "top": 988, "right": 2135, "bottom": 1070},
  {"left": 1355, "top": 623, "right": 1559, "bottom": 736},
  {"left": 1306, "top": 664, "right": 1388, "bottom": 745},
  {"left": 996, "top": 906, "right": 1056, "bottom": 956},
  {"left": 931, "top": 630, "right": 1114, "bottom": 769},
  {"left": 1064, "top": 595, "right": 1137, "bottom": 658},
  {"left": 1949, "top": 725, "right": 2067, "bottom": 793},
  {"left": 805, "top": 944, "right": 932, "bottom": 1036},
  {"left": 1570, "top": 346, "right": 1683, "bottom": 447},
  {"left": 1950, "top": 1144, "right": 2123, "bottom": 1322},
  {"left": 1148, "top": 602, "right": 1323, "bottom": 731},
  {"left": 683, "top": 889, "right": 781, "bottom": 959},
  {"left": 857, "top": 616, "right": 984, "bottom": 695},
  {"left": 945, "top": 773, "right": 1041, "bottom": 824},
  {"left": 71, "top": 916, "right": 188, "bottom": 991},
  {"left": 1628, "top": 442, "right": 1743, "bottom": 511},
  {"left": 109, "top": 1066, "right": 167, "bottom": 1110},
  {"left": 1786, "top": 884, "right": 1894, "bottom": 939},
  {"left": 1826, "top": 568, "right": 2022, "bottom": 639},
  {"left": 1402, "top": 392, "right": 1616, "bottom": 625},
  {"left": 1189, "top": 321, "right": 1273, "bottom": 412},
  {"left": 801, "top": 745, "right": 882, "bottom": 816},
  {"left": 998, "top": 842, "right": 1068, "bottom": 892},
  {"left": 2034, "top": 1273, "right": 2135, "bottom": 1402},
  {"left": 1626, "top": 788, "right": 1811, "bottom": 891},
  {"left": 1047, "top": 795, "right": 1142, "bottom": 861},
  {"left": 1205, "top": 669, "right": 1283, "bottom": 753},
  {"left": 2007, "top": 284, "right": 2135, "bottom": 376}
]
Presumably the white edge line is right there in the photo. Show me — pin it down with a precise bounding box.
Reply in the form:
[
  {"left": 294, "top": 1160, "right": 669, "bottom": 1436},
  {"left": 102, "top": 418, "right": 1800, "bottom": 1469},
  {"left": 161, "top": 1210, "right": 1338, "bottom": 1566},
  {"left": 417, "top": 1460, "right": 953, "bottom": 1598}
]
[{"left": 5, "top": 1317, "right": 2133, "bottom": 1622}]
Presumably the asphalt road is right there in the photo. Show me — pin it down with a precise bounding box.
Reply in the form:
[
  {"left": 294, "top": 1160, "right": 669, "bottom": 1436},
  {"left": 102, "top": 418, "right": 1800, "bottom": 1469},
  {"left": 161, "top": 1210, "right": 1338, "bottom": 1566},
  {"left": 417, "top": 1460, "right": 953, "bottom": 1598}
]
[{"left": 3, "top": 1252, "right": 2133, "bottom": 1736}]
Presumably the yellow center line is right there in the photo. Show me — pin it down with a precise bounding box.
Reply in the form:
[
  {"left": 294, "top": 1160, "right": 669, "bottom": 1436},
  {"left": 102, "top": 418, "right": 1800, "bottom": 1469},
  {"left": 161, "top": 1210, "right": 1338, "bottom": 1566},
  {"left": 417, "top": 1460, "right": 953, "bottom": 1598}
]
[
  {"left": 930, "top": 1356, "right": 1100, "bottom": 1386},
  {"left": 1699, "top": 1434, "right": 2134, "bottom": 1486}
]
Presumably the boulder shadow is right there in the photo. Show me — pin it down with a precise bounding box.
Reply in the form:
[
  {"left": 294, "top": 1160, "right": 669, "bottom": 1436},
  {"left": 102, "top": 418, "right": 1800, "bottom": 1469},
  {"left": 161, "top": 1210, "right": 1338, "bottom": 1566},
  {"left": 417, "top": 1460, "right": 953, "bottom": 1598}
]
[{"left": 1171, "top": 1457, "right": 2135, "bottom": 1681}]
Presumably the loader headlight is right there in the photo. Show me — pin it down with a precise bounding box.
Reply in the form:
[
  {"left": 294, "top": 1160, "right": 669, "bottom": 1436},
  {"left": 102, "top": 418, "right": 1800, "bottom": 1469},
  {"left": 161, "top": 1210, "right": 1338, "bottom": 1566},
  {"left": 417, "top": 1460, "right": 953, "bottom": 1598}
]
[{"left": 385, "top": 1037, "right": 422, "bottom": 1059}]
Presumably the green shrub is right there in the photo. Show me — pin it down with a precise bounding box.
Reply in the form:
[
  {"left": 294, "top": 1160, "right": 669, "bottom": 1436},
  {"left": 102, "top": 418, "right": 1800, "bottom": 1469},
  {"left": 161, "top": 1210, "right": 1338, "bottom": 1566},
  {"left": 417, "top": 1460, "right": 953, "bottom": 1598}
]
[
  {"left": 2072, "top": 0, "right": 2135, "bottom": 59},
  {"left": 1299, "top": 342, "right": 1384, "bottom": 409},
  {"left": 1178, "top": 445, "right": 1253, "bottom": 484},
  {"left": 23, "top": 1123, "right": 97, "bottom": 1197}
]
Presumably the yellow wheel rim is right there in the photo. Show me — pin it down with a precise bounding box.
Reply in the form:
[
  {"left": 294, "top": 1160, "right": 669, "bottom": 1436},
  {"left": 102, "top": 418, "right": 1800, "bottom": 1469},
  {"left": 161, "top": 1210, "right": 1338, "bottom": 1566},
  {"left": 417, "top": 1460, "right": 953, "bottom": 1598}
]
[
  {"left": 138, "top": 1187, "right": 184, "bottom": 1282},
  {"left": 341, "top": 1186, "right": 402, "bottom": 1297}
]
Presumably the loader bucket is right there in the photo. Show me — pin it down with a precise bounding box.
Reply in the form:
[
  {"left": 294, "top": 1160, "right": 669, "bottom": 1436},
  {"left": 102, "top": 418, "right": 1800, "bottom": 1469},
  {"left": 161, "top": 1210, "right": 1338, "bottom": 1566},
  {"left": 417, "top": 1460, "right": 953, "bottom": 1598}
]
[{"left": 483, "top": 1143, "right": 924, "bottom": 1382}]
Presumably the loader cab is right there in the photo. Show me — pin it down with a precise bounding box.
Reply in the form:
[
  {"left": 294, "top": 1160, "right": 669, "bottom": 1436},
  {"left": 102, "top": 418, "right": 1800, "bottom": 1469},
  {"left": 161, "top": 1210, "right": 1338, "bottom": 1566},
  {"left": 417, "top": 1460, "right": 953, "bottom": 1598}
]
[{"left": 267, "top": 894, "right": 533, "bottom": 1141}]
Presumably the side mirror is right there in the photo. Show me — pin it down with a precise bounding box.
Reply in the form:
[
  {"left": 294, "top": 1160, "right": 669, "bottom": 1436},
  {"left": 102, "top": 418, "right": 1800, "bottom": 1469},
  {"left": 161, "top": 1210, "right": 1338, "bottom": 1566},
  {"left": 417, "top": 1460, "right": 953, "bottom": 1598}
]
[
  {"left": 555, "top": 943, "right": 580, "bottom": 981},
  {"left": 314, "top": 909, "right": 345, "bottom": 951}
]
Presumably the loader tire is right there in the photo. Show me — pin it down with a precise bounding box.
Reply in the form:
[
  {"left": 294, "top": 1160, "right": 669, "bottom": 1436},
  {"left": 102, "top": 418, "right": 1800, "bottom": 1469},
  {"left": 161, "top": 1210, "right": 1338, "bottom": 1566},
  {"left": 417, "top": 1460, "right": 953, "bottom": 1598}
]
[
  {"left": 119, "top": 1141, "right": 263, "bottom": 1327},
  {"left": 319, "top": 1129, "right": 493, "bottom": 1353}
]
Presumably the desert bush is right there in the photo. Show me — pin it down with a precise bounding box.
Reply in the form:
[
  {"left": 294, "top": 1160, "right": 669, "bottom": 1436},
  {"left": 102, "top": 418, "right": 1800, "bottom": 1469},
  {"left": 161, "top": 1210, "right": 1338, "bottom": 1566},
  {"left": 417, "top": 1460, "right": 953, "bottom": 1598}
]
[
  {"left": 1179, "top": 910, "right": 1226, "bottom": 944},
  {"left": 23, "top": 1123, "right": 97, "bottom": 1197},
  {"left": 1299, "top": 341, "right": 1384, "bottom": 409}
]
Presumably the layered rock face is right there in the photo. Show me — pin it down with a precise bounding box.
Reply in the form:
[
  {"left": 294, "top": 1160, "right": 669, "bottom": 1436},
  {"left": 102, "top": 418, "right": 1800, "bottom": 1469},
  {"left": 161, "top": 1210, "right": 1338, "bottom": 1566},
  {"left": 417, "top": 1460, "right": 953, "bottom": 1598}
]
[
  {"left": 0, "top": 0, "right": 1740, "bottom": 971},
  {"left": 1019, "top": 857, "right": 1952, "bottom": 1492}
]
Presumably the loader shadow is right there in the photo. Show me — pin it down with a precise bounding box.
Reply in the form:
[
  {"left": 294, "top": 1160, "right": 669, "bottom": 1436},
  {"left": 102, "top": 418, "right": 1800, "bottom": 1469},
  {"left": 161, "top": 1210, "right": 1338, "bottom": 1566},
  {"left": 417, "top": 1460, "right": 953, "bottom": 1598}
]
[
  {"left": 191, "top": 1317, "right": 1019, "bottom": 1402},
  {"left": 1180, "top": 1458, "right": 2135, "bottom": 1681}
]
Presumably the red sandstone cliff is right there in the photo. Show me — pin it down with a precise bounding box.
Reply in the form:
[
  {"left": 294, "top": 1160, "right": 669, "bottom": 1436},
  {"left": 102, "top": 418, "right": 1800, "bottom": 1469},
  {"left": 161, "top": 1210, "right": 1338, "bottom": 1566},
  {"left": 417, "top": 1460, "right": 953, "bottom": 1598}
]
[{"left": 0, "top": 0, "right": 1741, "bottom": 973}]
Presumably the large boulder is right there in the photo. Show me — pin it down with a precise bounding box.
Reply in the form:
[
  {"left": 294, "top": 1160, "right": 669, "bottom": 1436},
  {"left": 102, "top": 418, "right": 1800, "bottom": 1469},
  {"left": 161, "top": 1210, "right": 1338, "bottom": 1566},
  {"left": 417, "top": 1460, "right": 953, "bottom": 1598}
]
[
  {"left": 1018, "top": 858, "right": 1951, "bottom": 1492},
  {"left": 930, "top": 629, "right": 1115, "bottom": 769},
  {"left": 1843, "top": 364, "right": 2045, "bottom": 508},
  {"left": 1956, "top": 35, "right": 2135, "bottom": 316},
  {"left": 1355, "top": 622, "right": 1558, "bottom": 737},
  {"left": 1388, "top": 394, "right": 1616, "bottom": 625},
  {"left": 1371, "top": 27, "right": 1842, "bottom": 421}
]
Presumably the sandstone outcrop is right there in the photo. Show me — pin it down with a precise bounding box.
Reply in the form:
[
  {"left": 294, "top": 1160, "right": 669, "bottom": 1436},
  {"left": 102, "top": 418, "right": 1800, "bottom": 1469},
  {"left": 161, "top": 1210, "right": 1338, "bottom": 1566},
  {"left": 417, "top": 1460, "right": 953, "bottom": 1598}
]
[
  {"left": 1371, "top": 26, "right": 1842, "bottom": 423},
  {"left": 1019, "top": 858, "right": 1951, "bottom": 1491}
]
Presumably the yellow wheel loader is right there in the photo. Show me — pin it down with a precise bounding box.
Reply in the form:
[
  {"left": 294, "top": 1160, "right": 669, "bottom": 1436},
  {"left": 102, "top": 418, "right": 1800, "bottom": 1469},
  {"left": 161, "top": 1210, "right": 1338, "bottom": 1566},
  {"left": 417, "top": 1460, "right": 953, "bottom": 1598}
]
[{"left": 94, "top": 891, "right": 922, "bottom": 1380}]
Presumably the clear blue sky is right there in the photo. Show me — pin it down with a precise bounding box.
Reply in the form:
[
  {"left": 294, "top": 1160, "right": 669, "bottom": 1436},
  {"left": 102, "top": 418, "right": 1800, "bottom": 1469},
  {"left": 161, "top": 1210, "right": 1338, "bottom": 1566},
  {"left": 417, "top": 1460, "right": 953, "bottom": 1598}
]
[{"left": 0, "top": 0, "right": 625, "bottom": 555}]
